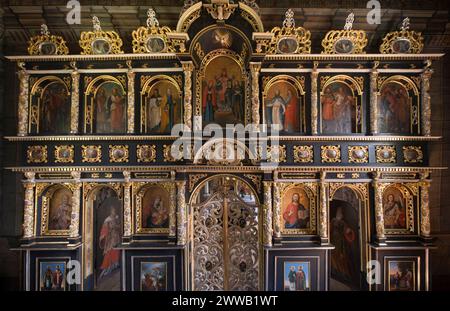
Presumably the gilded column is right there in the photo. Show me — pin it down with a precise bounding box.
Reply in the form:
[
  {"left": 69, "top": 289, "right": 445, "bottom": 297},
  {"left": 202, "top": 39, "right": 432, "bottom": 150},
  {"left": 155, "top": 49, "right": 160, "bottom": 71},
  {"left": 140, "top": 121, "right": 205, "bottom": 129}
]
[
  {"left": 420, "top": 173, "right": 431, "bottom": 238},
  {"left": 370, "top": 61, "right": 379, "bottom": 135},
  {"left": 263, "top": 181, "right": 273, "bottom": 247},
  {"left": 123, "top": 171, "right": 132, "bottom": 237},
  {"left": 17, "top": 62, "right": 29, "bottom": 136},
  {"left": 311, "top": 62, "right": 319, "bottom": 135},
  {"left": 70, "top": 62, "right": 80, "bottom": 134},
  {"left": 372, "top": 172, "right": 386, "bottom": 241},
  {"left": 319, "top": 172, "right": 328, "bottom": 241},
  {"left": 127, "top": 63, "right": 135, "bottom": 134},
  {"left": 22, "top": 172, "right": 36, "bottom": 238},
  {"left": 69, "top": 172, "right": 82, "bottom": 238},
  {"left": 169, "top": 184, "right": 177, "bottom": 237},
  {"left": 182, "top": 61, "right": 194, "bottom": 131},
  {"left": 273, "top": 182, "right": 281, "bottom": 238},
  {"left": 250, "top": 62, "right": 261, "bottom": 126},
  {"left": 177, "top": 181, "right": 187, "bottom": 246},
  {"left": 421, "top": 64, "right": 433, "bottom": 137}
]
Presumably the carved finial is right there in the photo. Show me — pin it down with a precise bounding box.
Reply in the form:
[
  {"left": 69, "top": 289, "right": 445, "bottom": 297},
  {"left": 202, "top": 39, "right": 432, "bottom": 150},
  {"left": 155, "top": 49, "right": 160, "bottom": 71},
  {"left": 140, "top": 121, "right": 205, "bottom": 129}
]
[
  {"left": 146, "top": 8, "right": 159, "bottom": 28},
  {"left": 283, "top": 9, "right": 295, "bottom": 28},
  {"left": 344, "top": 12, "right": 354, "bottom": 30},
  {"left": 92, "top": 16, "right": 102, "bottom": 32},
  {"left": 40, "top": 24, "right": 50, "bottom": 36},
  {"left": 401, "top": 17, "right": 410, "bottom": 31}
]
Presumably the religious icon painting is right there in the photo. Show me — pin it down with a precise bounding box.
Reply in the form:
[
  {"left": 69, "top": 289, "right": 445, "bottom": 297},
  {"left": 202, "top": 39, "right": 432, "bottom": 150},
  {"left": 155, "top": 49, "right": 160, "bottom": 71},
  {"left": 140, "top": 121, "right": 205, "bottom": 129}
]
[
  {"left": 329, "top": 186, "right": 361, "bottom": 289},
  {"left": 202, "top": 55, "right": 245, "bottom": 127},
  {"left": 39, "top": 41, "right": 58, "bottom": 55},
  {"left": 386, "top": 260, "right": 416, "bottom": 291},
  {"left": 137, "top": 185, "right": 171, "bottom": 234},
  {"left": 142, "top": 77, "right": 182, "bottom": 134},
  {"left": 39, "top": 261, "right": 67, "bottom": 291},
  {"left": 283, "top": 262, "right": 310, "bottom": 291},
  {"left": 264, "top": 79, "right": 303, "bottom": 134},
  {"left": 140, "top": 262, "right": 167, "bottom": 291},
  {"left": 93, "top": 81, "right": 126, "bottom": 134},
  {"left": 333, "top": 38, "right": 355, "bottom": 54},
  {"left": 54, "top": 145, "right": 75, "bottom": 163},
  {"left": 92, "top": 38, "right": 111, "bottom": 55},
  {"left": 93, "top": 187, "right": 122, "bottom": 290},
  {"left": 81, "top": 145, "right": 102, "bottom": 163},
  {"left": 45, "top": 186, "right": 73, "bottom": 233},
  {"left": 27, "top": 145, "right": 48, "bottom": 164},
  {"left": 146, "top": 36, "right": 166, "bottom": 53},
  {"left": 378, "top": 81, "right": 412, "bottom": 134},
  {"left": 382, "top": 185, "right": 414, "bottom": 234},
  {"left": 39, "top": 81, "right": 71, "bottom": 134},
  {"left": 320, "top": 78, "right": 360, "bottom": 134},
  {"left": 277, "top": 37, "right": 299, "bottom": 54},
  {"left": 280, "top": 185, "right": 315, "bottom": 235}
]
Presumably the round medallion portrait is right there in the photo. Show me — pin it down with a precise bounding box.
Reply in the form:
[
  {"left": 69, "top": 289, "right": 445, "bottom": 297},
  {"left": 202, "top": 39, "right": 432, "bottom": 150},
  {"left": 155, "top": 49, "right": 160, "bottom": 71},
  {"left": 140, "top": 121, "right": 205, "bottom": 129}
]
[
  {"left": 326, "top": 149, "right": 337, "bottom": 159},
  {"left": 39, "top": 41, "right": 57, "bottom": 55},
  {"left": 298, "top": 150, "right": 311, "bottom": 159},
  {"left": 391, "top": 38, "right": 411, "bottom": 54},
  {"left": 277, "top": 37, "right": 298, "bottom": 54},
  {"left": 352, "top": 149, "right": 365, "bottom": 159},
  {"left": 333, "top": 38, "right": 355, "bottom": 54},
  {"left": 145, "top": 36, "right": 166, "bottom": 53},
  {"left": 91, "top": 38, "right": 111, "bottom": 55}
]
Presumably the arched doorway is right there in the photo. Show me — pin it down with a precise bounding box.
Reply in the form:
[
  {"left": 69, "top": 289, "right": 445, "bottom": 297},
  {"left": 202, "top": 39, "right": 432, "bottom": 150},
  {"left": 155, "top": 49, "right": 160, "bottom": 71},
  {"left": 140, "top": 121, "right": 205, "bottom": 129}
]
[
  {"left": 190, "top": 175, "right": 260, "bottom": 290},
  {"left": 83, "top": 185, "right": 123, "bottom": 291},
  {"left": 329, "top": 185, "right": 367, "bottom": 291}
]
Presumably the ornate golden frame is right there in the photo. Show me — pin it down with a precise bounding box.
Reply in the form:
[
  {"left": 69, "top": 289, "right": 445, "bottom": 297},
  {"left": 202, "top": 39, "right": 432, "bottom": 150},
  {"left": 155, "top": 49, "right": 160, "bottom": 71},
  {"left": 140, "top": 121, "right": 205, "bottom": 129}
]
[
  {"left": 29, "top": 76, "right": 71, "bottom": 134},
  {"left": 377, "top": 75, "right": 420, "bottom": 135},
  {"left": 27, "top": 145, "right": 48, "bottom": 164},
  {"left": 380, "top": 183, "right": 416, "bottom": 235},
  {"left": 380, "top": 18, "right": 424, "bottom": 54},
  {"left": 376, "top": 145, "right": 397, "bottom": 164},
  {"left": 140, "top": 75, "right": 183, "bottom": 133},
  {"left": 28, "top": 24, "right": 69, "bottom": 56},
  {"left": 262, "top": 75, "right": 306, "bottom": 133},
  {"left": 348, "top": 146, "right": 369, "bottom": 163},
  {"left": 84, "top": 75, "right": 126, "bottom": 134},
  {"left": 133, "top": 182, "right": 176, "bottom": 235},
  {"left": 265, "top": 9, "right": 311, "bottom": 54},
  {"left": 320, "top": 74, "right": 364, "bottom": 134},
  {"left": 403, "top": 146, "right": 423, "bottom": 164},
  {"left": 137, "top": 145, "right": 157, "bottom": 163},
  {"left": 81, "top": 145, "right": 102, "bottom": 163},
  {"left": 132, "top": 9, "right": 174, "bottom": 54},
  {"left": 40, "top": 183, "right": 74, "bottom": 236},
  {"left": 321, "top": 145, "right": 341, "bottom": 163},
  {"left": 54, "top": 145, "right": 75, "bottom": 164},
  {"left": 195, "top": 49, "right": 250, "bottom": 127},
  {"left": 79, "top": 16, "right": 123, "bottom": 55},
  {"left": 293, "top": 145, "right": 314, "bottom": 163},
  {"left": 109, "top": 145, "right": 129, "bottom": 163},
  {"left": 278, "top": 182, "right": 317, "bottom": 235},
  {"left": 321, "top": 13, "right": 367, "bottom": 54}
]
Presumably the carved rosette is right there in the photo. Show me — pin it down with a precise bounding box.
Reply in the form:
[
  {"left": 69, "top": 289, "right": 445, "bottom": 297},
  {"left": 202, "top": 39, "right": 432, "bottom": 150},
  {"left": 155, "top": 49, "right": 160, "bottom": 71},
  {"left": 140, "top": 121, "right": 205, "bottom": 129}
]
[
  {"left": 373, "top": 173, "right": 386, "bottom": 240},
  {"left": 182, "top": 61, "right": 194, "bottom": 130},
  {"left": 370, "top": 63, "right": 379, "bottom": 134},
  {"left": 169, "top": 183, "right": 177, "bottom": 237},
  {"left": 263, "top": 181, "right": 273, "bottom": 247},
  {"left": 69, "top": 173, "right": 82, "bottom": 238},
  {"left": 18, "top": 65, "right": 29, "bottom": 136},
  {"left": 420, "top": 179, "right": 431, "bottom": 237},
  {"left": 272, "top": 182, "right": 281, "bottom": 238},
  {"left": 127, "top": 68, "right": 135, "bottom": 134},
  {"left": 319, "top": 172, "right": 328, "bottom": 239},
  {"left": 250, "top": 62, "right": 261, "bottom": 126},
  {"left": 177, "top": 181, "right": 187, "bottom": 246},
  {"left": 70, "top": 67, "right": 80, "bottom": 134},
  {"left": 311, "top": 65, "right": 319, "bottom": 134},
  {"left": 22, "top": 172, "right": 36, "bottom": 238},
  {"left": 421, "top": 67, "right": 433, "bottom": 136},
  {"left": 123, "top": 171, "right": 132, "bottom": 236}
]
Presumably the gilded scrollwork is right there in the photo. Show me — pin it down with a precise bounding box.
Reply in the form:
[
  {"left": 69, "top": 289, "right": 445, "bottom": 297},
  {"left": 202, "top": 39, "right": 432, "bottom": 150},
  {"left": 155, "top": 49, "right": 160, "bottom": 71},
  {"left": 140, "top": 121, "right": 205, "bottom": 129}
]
[
  {"left": 348, "top": 146, "right": 369, "bottom": 163},
  {"left": 27, "top": 145, "right": 48, "bottom": 164},
  {"left": 293, "top": 145, "right": 314, "bottom": 163},
  {"left": 189, "top": 174, "right": 208, "bottom": 192},
  {"left": 402, "top": 146, "right": 423, "bottom": 164},
  {"left": 319, "top": 172, "right": 328, "bottom": 239},
  {"left": 376, "top": 145, "right": 397, "bottom": 163},
  {"left": 109, "top": 145, "right": 129, "bottom": 163},
  {"left": 54, "top": 145, "right": 74, "bottom": 164},
  {"left": 267, "top": 145, "right": 287, "bottom": 163},
  {"left": 70, "top": 64, "right": 80, "bottom": 134},
  {"left": 243, "top": 174, "right": 262, "bottom": 193},
  {"left": 372, "top": 172, "right": 386, "bottom": 240},
  {"left": 123, "top": 171, "right": 132, "bottom": 237},
  {"left": 69, "top": 175, "right": 82, "bottom": 238},
  {"left": 421, "top": 67, "right": 433, "bottom": 136},
  {"left": 311, "top": 62, "right": 319, "bottom": 135},
  {"left": 81, "top": 145, "right": 102, "bottom": 163},
  {"left": 420, "top": 175, "right": 431, "bottom": 237},
  {"left": 127, "top": 67, "right": 135, "bottom": 134},
  {"left": 321, "top": 145, "right": 341, "bottom": 163},
  {"left": 272, "top": 182, "right": 281, "bottom": 238},
  {"left": 370, "top": 62, "right": 379, "bottom": 134},
  {"left": 182, "top": 61, "right": 194, "bottom": 130},
  {"left": 204, "top": 0, "right": 238, "bottom": 21},
  {"left": 380, "top": 18, "right": 424, "bottom": 54},
  {"left": 132, "top": 9, "right": 173, "bottom": 54},
  {"left": 137, "top": 145, "right": 156, "bottom": 163},
  {"left": 250, "top": 62, "right": 261, "bottom": 126}
]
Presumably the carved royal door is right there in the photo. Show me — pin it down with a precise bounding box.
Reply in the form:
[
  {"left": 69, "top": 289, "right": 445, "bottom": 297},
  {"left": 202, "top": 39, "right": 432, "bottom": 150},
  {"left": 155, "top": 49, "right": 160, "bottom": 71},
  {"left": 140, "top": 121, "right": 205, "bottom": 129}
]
[{"left": 192, "top": 176, "right": 260, "bottom": 291}]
